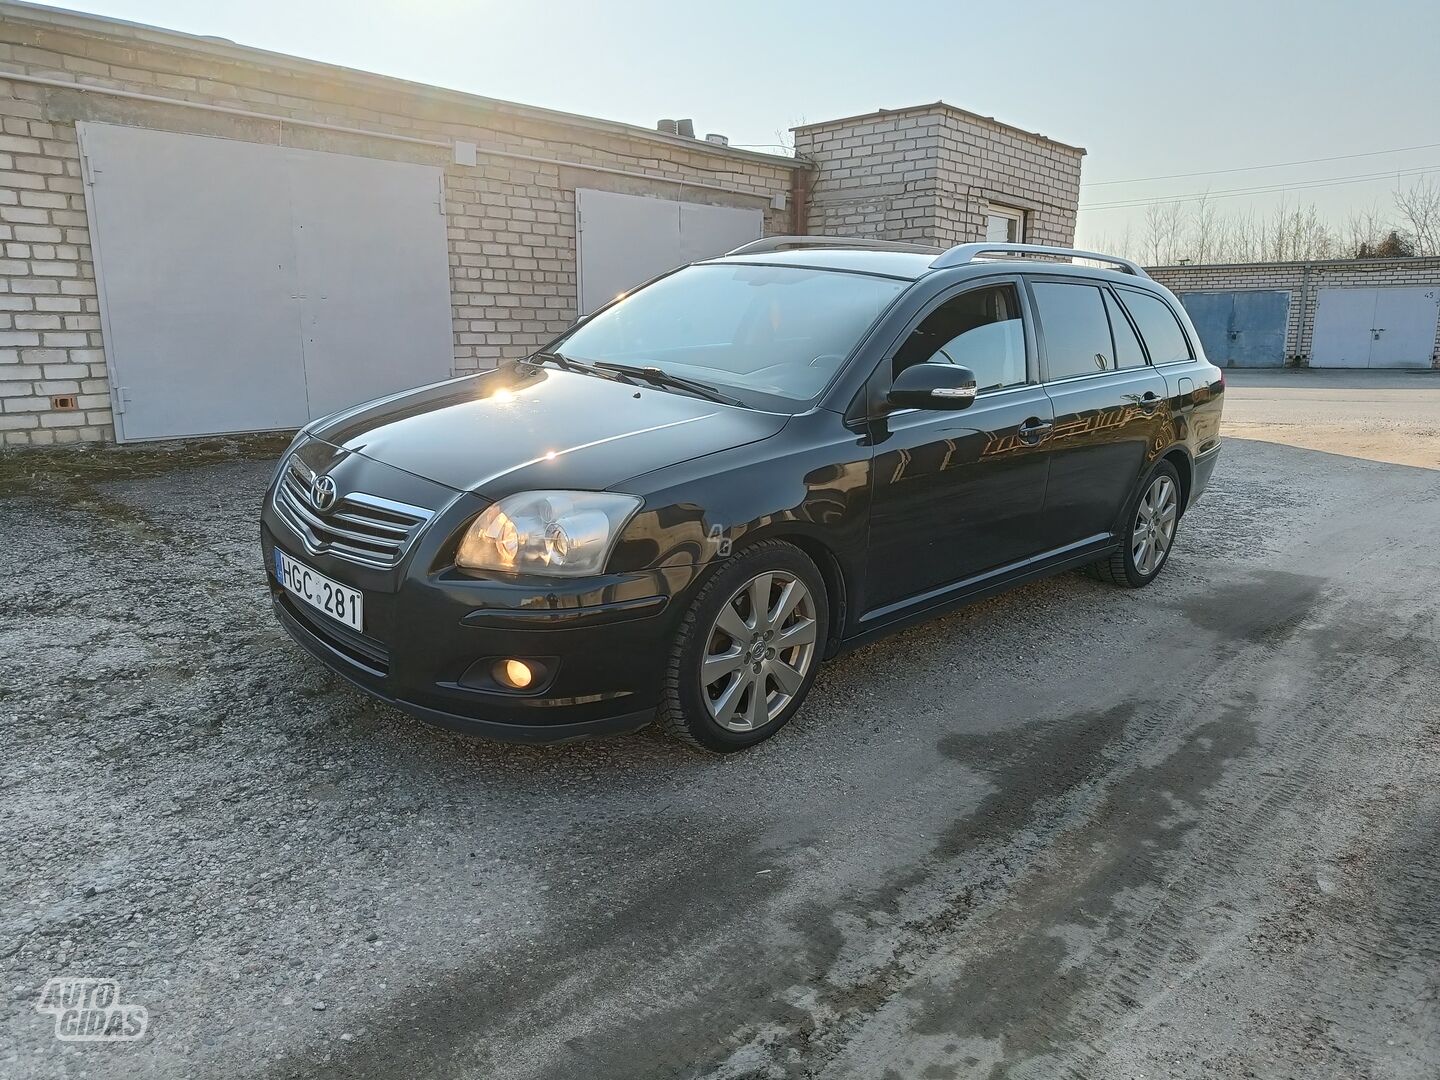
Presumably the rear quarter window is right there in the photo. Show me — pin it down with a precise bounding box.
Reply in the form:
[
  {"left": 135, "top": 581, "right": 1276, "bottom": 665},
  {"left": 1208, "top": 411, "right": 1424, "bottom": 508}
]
[{"left": 1120, "top": 289, "right": 1193, "bottom": 365}]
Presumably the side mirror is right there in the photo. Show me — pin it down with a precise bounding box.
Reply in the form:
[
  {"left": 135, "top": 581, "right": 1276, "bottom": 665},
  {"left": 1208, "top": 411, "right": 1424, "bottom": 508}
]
[{"left": 887, "top": 362, "right": 978, "bottom": 410}]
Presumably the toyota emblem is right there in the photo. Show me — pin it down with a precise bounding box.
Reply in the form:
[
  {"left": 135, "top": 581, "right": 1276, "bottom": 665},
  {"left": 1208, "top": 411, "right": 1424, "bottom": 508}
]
[{"left": 310, "top": 474, "right": 338, "bottom": 511}]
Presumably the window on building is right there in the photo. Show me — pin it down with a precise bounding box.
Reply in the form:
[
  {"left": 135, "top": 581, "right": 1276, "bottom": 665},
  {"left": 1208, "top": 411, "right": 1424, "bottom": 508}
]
[
  {"left": 1032, "top": 282, "right": 1114, "bottom": 381},
  {"left": 985, "top": 204, "right": 1026, "bottom": 243},
  {"left": 1119, "top": 288, "right": 1194, "bottom": 365},
  {"left": 1103, "top": 289, "right": 1147, "bottom": 368},
  {"left": 893, "top": 283, "right": 1026, "bottom": 391}
]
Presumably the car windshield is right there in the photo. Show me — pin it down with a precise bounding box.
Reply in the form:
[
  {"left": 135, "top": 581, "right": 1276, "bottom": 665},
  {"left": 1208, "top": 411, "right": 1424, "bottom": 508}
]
[{"left": 555, "top": 262, "right": 908, "bottom": 406}]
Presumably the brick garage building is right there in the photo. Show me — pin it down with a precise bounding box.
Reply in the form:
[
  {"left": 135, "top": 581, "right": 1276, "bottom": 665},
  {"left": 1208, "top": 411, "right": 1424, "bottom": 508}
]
[
  {"left": 793, "top": 103, "right": 1084, "bottom": 249},
  {"left": 1149, "top": 258, "right": 1440, "bottom": 370},
  {"left": 0, "top": 1, "right": 1084, "bottom": 445}
]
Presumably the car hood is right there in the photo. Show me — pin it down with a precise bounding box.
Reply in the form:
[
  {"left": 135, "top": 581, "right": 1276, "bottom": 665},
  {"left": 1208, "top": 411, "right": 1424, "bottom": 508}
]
[{"left": 308, "top": 366, "right": 789, "bottom": 495}]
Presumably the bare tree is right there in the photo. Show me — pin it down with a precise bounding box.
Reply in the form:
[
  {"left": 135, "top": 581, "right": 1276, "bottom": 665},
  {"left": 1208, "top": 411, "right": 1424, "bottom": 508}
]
[
  {"left": 1191, "top": 192, "right": 1219, "bottom": 265},
  {"left": 1342, "top": 200, "right": 1391, "bottom": 258},
  {"left": 1083, "top": 181, "right": 1440, "bottom": 266},
  {"left": 1394, "top": 177, "right": 1440, "bottom": 256},
  {"left": 1142, "top": 200, "right": 1187, "bottom": 265}
]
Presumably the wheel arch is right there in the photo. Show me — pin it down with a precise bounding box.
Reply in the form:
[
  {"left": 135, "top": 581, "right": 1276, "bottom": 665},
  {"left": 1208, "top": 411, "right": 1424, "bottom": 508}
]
[
  {"left": 728, "top": 528, "right": 849, "bottom": 659},
  {"left": 1160, "top": 445, "right": 1194, "bottom": 513}
]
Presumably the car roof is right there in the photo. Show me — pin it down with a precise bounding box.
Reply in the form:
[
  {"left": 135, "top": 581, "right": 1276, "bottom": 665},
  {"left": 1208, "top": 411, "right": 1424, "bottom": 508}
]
[{"left": 704, "top": 247, "right": 1159, "bottom": 289}]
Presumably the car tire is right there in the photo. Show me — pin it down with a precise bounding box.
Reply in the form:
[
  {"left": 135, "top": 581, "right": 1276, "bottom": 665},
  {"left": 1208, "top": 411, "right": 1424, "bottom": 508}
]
[
  {"left": 1090, "top": 459, "right": 1183, "bottom": 589},
  {"left": 658, "top": 540, "right": 829, "bottom": 753}
]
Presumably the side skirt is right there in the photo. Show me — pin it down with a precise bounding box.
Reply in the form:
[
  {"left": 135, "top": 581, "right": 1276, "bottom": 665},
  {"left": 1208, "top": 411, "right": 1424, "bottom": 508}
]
[{"left": 837, "top": 533, "right": 1119, "bottom": 653}]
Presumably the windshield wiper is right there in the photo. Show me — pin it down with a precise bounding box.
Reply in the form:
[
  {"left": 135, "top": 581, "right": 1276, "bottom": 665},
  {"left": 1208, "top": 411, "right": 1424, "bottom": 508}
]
[
  {"left": 524, "top": 350, "right": 639, "bottom": 386},
  {"left": 525, "top": 348, "right": 583, "bottom": 372},
  {"left": 593, "top": 363, "right": 743, "bottom": 406}
]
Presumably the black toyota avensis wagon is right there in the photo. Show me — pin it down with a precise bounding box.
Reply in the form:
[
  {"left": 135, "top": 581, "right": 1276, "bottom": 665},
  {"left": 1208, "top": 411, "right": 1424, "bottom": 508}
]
[{"left": 261, "top": 238, "right": 1224, "bottom": 752}]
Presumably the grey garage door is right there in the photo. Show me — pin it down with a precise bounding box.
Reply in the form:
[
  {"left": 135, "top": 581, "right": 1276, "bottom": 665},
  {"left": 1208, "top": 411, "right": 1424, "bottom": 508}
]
[
  {"left": 1178, "top": 290, "right": 1290, "bottom": 367},
  {"left": 575, "top": 188, "right": 762, "bottom": 314},
  {"left": 79, "top": 122, "right": 454, "bottom": 441},
  {"left": 1310, "top": 287, "right": 1440, "bottom": 369}
]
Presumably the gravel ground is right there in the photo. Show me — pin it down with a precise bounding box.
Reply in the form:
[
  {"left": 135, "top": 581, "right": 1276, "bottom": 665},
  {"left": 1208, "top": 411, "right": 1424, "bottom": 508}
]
[{"left": 1, "top": 370, "right": 1437, "bottom": 1079}]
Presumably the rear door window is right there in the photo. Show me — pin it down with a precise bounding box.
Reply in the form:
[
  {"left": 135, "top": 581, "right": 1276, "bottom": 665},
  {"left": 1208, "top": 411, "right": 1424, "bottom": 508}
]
[
  {"left": 1031, "top": 281, "right": 1114, "bottom": 381},
  {"left": 1119, "top": 288, "right": 1194, "bottom": 365}
]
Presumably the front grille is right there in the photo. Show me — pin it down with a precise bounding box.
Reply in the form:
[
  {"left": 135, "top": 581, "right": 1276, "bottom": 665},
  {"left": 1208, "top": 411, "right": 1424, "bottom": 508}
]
[
  {"left": 273, "top": 456, "right": 432, "bottom": 569},
  {"left": 278, "top": 593, "right": 391, "bottom": 676}
]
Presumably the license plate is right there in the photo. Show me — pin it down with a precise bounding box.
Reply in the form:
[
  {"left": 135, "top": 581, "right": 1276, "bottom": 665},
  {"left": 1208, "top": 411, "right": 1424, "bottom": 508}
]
[{"left": 274, "top": 549, "right": 363, "bottom": 631}]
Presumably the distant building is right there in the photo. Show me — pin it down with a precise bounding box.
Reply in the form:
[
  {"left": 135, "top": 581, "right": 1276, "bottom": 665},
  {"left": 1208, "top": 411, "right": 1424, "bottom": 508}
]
[{"left": 1150, "top": 259, "right": 1440, "bottom": 369}]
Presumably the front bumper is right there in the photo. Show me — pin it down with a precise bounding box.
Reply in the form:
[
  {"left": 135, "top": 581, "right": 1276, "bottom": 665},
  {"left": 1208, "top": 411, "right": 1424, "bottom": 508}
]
[{"left": 260, "top": 461, "right": 699, "bottom": 743}]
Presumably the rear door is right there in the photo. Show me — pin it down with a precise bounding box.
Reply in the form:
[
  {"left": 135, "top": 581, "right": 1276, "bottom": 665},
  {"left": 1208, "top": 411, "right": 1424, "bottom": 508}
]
[{"left": 1030, "top": 277, "right": 1171, "bottom": 545}]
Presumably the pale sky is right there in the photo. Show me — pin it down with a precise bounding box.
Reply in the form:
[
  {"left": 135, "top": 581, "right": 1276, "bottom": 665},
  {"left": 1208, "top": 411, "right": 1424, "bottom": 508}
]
[{"left": 28, "top": 0, "right": 1440, "bottom": 250}]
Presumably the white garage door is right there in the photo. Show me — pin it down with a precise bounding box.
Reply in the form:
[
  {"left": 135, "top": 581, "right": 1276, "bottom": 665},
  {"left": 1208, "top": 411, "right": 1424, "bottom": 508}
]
[
  {"left": 1311, "top": 286, "right": 1440, "bottom": 369},
  {"left": 575, "top": 188, "right": 762, "bottom": 314},
  {"left": 79, "top": 122, "right": 454, "bottom": 441}
]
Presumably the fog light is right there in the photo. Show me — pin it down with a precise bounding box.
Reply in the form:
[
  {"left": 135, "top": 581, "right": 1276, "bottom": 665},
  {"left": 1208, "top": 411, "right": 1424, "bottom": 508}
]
[{"left": 494, "top": 658, "right": 535, "bottom": 690}]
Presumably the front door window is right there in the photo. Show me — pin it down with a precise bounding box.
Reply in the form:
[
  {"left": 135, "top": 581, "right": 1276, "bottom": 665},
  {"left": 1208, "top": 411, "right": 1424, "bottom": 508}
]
[{"left": 893, "top": 283, "right": 1026, "bottom": 392}]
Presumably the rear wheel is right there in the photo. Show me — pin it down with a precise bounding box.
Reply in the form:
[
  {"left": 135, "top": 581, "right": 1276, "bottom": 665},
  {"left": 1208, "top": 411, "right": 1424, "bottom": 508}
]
[
  {"left": 659, "top": 541, "right": 828, "bottom": 753},
  {"left": 1090, "top": 460, "right": 1182, "bottom": 588}
]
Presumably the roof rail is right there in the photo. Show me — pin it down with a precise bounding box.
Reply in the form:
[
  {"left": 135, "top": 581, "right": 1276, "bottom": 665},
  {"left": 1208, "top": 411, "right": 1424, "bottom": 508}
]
[
  {"left": 725, "top": 235, "right": 942, "bottom": 257},
  {"left": 931, "top": 242, "right": 1149, "bottom": 278}
]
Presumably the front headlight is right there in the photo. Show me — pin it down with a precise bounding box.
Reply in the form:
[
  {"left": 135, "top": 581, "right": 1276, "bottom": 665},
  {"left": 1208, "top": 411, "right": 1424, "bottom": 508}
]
[{"left": 455, "top": 491, "right": 642, "bottom": 577}]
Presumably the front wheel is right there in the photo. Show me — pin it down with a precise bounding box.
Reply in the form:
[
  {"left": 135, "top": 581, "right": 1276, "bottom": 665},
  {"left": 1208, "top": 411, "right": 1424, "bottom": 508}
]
[
  {"left": 1091, "top": 460, "right": 1183, "bottom": 588},
  {"left": 658, "top": 540, "right": 828, "bottom": 753}
]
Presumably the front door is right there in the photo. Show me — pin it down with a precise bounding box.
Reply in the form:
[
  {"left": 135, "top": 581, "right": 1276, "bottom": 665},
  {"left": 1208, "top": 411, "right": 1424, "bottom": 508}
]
[{"left": 863, "top": 279, "right": 1053, "bottom": 614}]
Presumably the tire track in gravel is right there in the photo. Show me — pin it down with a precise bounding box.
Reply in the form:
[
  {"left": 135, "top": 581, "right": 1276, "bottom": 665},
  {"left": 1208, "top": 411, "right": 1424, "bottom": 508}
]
[
  {"left": 1031, "top": 601, "right": 1440, "bottom": 1080},
  {"left": 676, "top": 573, "right": 1322, "bottom": 1079},
  {"left": 699, "top": 501, "right": 1439, "bottom": 1078}
]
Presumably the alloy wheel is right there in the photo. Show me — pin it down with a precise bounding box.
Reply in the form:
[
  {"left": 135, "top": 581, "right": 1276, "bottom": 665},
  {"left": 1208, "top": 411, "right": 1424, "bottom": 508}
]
[
  {"left": 700, "top": 571, "right": 818, "bottom": 732},
  {"left": 1132, "top": 474, "right": 1179, "bottom": 576}
]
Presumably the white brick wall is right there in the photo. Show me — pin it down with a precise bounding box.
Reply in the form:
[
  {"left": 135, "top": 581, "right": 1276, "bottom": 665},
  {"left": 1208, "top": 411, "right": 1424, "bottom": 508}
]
[
  {"left": 1148, "top": 258, "right": 1440, "bottom": 366},
  {"left": 793, "top": 103, "right": 1084, "bottom": 249},
  {"left": 0, "top": 5, "right": 797, "bottom": 444},
  {"left": 0, "top": 78, "right": 107, "bottom": 444}
]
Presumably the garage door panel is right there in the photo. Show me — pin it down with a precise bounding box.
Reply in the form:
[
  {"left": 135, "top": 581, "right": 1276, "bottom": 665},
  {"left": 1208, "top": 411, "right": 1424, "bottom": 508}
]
[
  {"left": 576, "top": 189, "right": 761, "bottom": 314},
  {"left": 288, "top": 152, "right": 453, "bottom": 416},
  {"left": 80, "top": 123, "right": 310, "bottom": 440},
  {"left": 1179, "top": 291, "right": 1288, "bottom": 367},
  {"left": 1311, "top": 288, "right": 1378, "bottom": 368},
  {"left": 1229, "top": 291, "right": 1289, "bottom": 367},
  {"left": 1369, "top": 287, "right": 1440, "bottom": 369},
  {"left": 575, "top": 189, "right": 680, "bottom": 315},
  {"left": 678, "top": 201, "right": 764, "bottom": 264},
  {"left": 1178, "top": 293, "right": 1231, "bottom": 365},
  {"left": 80, "top": 122, "right": 455, "bottom": 442}
]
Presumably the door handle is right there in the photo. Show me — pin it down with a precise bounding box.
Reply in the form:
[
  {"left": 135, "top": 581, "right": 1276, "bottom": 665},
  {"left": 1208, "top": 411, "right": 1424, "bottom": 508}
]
[
  {"left": 1017, "top": 417, "right": 1053, "bottom": 444},
  {"left": 1124, "top": 391, "right": 1162, "bottom": 412}
]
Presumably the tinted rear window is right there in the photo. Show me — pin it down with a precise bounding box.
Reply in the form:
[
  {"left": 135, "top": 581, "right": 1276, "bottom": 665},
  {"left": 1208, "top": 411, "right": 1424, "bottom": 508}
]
[
  {"left": 1032, "top": 282, "right": 1114, "bottom": 381},
  {"left": 1121, "top": 289, "right": 1193, "bottom": 365}
]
